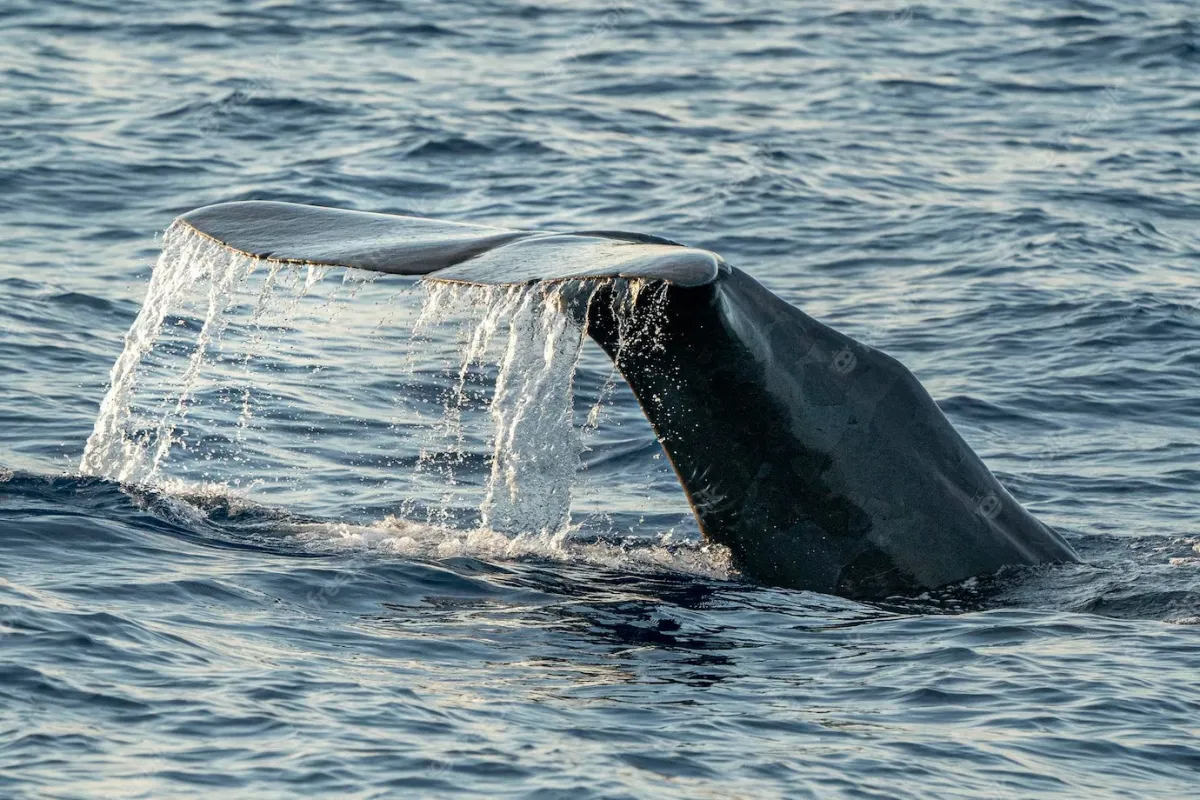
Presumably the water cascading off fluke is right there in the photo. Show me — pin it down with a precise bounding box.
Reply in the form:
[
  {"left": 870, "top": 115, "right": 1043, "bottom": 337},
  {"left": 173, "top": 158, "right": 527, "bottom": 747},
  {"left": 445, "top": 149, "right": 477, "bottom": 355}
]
[{"left": 79, "top": 221, "right": 656, "bottom": 539}]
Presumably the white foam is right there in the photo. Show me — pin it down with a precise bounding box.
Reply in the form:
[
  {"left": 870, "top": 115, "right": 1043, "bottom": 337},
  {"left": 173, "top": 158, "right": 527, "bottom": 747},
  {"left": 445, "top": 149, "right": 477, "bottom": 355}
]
[{"left": 286, "top": 515, "right": 735, "bottom": 580}]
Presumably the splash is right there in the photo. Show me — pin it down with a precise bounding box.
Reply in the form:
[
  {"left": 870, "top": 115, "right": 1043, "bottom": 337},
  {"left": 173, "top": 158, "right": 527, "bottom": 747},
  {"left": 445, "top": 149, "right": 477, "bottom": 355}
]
[
  {"left": 79, "top": 224, "right": 359, "bottom": 485},
  {"left": 79, "top": 221, "right": 612, "bottom": 528},
  {"left": 286, "top": 514, "right": 735, "bottom": 581},
  {"left": 80, "top": 224, "right": 259, "bottom": 482},
  {"left": 413, "top": 280, "right": 591, "bottom": 535},
  {"left": 79, "top": 226, "right": 721, "bottom": 576}
]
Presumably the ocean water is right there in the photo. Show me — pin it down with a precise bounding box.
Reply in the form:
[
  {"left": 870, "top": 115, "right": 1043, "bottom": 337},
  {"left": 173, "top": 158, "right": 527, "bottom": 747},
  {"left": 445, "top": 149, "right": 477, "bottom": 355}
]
[{"left": 2, "top": 0, "right": 1199, "bottom": 797}]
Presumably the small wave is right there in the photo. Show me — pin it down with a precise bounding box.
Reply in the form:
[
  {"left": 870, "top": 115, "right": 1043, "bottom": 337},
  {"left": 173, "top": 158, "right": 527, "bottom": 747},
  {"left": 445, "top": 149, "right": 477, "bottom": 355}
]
[
  {"left": 937, "top": 395, "right": 1050, "bottom": 429},
  {"left": 1075, "top": 588, "right": 1200, "bottom": 623},
  {"left": 585, "top": 75, "right": 726, "bottom": 97},
  {"left": 322, "top": 21, "right": 464, "bottom": 41},
  {"left": 48, "top": 291, "right": 117, "bottom": 312},
  {"left": 405, "top": 135, "right": 557, "bottom": 158},
  {"left": 10, "top": 459, "right": 733, "bottom": 586},
  {"left": 1025, "top": 15, "right": 1107, "bottom": 30}
]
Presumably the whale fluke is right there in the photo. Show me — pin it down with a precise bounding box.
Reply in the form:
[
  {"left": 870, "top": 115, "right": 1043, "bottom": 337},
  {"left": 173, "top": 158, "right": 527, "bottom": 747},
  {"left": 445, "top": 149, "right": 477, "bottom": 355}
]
[
  {"left": 175, "top": 200, "right": 1079, "bottom": 598},
  {"left": 179, "top": 201, "right": 725, "bottom": 287}
]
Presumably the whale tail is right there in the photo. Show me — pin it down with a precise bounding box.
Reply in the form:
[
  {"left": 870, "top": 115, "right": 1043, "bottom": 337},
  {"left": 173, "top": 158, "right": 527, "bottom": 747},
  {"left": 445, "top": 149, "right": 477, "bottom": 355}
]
[
  {"left": 177, "top": 200, "right": 1079, "bottom": 598},
  {"left": 179, "top": 200, "right": 726, "bottom": 287}
]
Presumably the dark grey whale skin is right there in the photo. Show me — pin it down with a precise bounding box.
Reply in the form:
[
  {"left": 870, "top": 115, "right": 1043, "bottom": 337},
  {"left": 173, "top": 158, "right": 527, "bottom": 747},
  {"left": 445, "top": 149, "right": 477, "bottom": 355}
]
[
  {"left": 582, "top": 271, "right": 1079, "bottom": 598},
  {"left": 178, "top": 200, "right": 1080, "bottom": 598}
]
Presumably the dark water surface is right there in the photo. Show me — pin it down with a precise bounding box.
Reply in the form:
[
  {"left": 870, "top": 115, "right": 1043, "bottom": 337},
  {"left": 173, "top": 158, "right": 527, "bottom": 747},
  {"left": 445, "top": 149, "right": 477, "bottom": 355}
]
[{"left": 2, "top": 1, "right": 1199, "bottom": 797}]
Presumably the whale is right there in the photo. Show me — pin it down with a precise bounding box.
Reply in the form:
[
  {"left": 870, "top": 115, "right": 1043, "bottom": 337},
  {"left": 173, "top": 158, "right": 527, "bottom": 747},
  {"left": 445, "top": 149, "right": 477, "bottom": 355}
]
[{"left": 177, "top": 200, "right": 1080, "bottom": 598}]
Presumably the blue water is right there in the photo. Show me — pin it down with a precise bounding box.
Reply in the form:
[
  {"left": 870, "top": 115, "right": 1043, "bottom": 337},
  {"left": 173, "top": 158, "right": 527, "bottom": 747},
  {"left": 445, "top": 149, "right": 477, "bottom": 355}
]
[{"left": 3, "top": 1, "right": 1200, "bottom": 797}]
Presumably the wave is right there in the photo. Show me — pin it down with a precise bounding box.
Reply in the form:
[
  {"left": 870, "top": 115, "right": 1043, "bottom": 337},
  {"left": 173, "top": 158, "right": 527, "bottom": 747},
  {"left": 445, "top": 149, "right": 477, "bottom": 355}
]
[
  {"left": 0, "top": 467, "right": 735, "bottom": 584},
  {"left": 5, "top": 467, "right": 1198, "bottom": 622}
]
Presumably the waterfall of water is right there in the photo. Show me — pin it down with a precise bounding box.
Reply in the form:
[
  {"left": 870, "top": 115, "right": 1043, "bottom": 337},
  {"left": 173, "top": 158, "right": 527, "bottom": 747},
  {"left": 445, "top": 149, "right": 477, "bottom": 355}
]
[
  {"left": 80, "top": 225, "right": 681, "bottom": 544},
  {"left": 78, "top": 224, "right": 349, "bottom": 485},
  {"left": 413, "top": 281, "right": 594, "bottom": 536},
  {"left": 80, "top": 224, "right": 258, "bottom": 482}
]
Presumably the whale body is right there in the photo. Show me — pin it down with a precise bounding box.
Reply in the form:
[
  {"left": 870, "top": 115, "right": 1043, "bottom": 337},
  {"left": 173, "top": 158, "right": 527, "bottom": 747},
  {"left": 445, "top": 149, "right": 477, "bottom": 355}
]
[{"left": 178, "top": 200, "right": 1079, "bottom": 598}]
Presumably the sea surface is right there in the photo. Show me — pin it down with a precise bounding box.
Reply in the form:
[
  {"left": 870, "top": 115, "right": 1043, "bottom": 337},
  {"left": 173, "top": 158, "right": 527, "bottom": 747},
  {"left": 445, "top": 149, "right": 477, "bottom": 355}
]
[{"left": 2, "top": 1, "right": 1199, "bottom": 797}]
